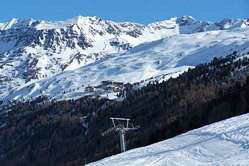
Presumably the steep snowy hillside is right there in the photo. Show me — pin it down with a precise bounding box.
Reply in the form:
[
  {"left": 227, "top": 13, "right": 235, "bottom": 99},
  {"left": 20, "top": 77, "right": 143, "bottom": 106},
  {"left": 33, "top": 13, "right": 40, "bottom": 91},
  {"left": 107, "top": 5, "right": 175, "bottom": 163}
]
[
  {"left": 88, "top": 113, "right": 249, "bottom": 166},
  {"left": 4, "top": 28, "right": 249, "bottom": 103},
  {"left": 0, "top": 16, "right": 249, "bottom": 103}
]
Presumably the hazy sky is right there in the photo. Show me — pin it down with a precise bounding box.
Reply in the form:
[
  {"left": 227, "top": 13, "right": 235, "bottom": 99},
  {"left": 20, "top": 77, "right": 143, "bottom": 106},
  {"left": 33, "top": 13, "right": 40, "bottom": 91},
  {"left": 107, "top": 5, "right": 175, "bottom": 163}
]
[{"left": 0, "top": 0, "right": 249, "bottom": 24}]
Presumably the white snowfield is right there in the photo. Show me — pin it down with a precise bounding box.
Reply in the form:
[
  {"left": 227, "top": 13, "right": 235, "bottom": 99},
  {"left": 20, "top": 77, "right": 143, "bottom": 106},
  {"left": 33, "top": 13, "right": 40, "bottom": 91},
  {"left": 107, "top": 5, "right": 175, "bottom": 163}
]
[
  {"left": 4, "top": 28, "right": 249, "bottom": 102},
  {"left": 88, "top": 113, "right": 249, "bottom": 166},
  {"left": 1, "top": 16, "right": 249, "bottom": 103}
]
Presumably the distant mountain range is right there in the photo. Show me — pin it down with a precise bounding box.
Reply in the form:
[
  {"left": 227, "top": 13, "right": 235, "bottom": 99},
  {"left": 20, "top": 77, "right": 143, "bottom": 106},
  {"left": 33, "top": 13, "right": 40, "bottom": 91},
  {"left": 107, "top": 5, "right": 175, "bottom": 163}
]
[{"left": 1, "top": 16, "right": 249, "bottom": 105}]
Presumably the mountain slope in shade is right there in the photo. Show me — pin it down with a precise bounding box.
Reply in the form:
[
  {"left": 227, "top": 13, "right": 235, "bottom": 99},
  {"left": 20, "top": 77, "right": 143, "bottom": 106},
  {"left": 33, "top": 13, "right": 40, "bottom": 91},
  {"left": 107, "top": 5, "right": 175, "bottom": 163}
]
[
  {"left": 0, "top": 16, "right": 249, "bottom": 103},
  {"left": 4, "top": 28, "right": 249, "bottom": 103},
  {"left": 88, "top": 113, "right": 249, "bottom": 166}
]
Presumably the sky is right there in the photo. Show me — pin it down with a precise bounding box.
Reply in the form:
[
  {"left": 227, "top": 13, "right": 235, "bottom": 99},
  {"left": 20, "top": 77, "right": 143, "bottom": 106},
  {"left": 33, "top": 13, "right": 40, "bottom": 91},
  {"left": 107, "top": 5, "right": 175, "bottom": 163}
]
[{"left": 0, "top": 0, "right": 249, "bottom": 24}]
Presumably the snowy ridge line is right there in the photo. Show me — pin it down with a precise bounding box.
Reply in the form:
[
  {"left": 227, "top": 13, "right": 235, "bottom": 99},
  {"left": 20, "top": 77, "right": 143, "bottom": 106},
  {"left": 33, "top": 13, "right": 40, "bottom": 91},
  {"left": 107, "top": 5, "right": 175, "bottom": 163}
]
[
  {"left": 0, "top": 15, "right": 248, "bottom": 31},
  {"left": 0, "top": 16, "right": 249, "bottom": 104},
  {"left": 3, "top": 28, "right": 249, "bottom": 103}
]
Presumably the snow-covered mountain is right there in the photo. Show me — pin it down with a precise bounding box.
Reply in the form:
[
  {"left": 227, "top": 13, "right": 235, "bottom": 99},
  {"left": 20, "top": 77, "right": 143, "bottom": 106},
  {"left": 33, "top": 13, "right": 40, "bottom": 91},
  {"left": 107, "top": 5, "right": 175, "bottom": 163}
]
[
  {"left": 4, "top": 28, "right": 249, "bottom": 103},
  {"left": 88, "top": 113, "right": 249, "bottom": 166},
  {"left": 1, "top": 16, "right": 249, "bottom": 103}
]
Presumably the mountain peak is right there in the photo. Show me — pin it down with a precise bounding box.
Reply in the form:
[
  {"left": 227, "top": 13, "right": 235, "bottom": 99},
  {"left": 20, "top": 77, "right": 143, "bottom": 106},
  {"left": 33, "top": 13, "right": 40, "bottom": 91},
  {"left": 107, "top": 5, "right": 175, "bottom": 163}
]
[
  {"left": 1, "top": 16, "right": 248, "bottom": 32},
  {"left": 175, "top": 16, "right": 196, "bottom": 25},
  {"left": 1, "top": 15, "right": 249, "bottom": 103},
  {"left": 0, "top": 18, "right": 38, "bottom": 30},
  {"left": 66, "top": 15, "right": 102, "bottom": 25}
]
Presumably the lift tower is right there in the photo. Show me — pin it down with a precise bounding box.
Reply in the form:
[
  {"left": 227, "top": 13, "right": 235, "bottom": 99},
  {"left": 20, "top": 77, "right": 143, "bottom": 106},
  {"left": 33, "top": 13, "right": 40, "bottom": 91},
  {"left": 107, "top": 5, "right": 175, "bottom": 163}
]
[{"left": 102, "top": 117, "right": 139, "bottom": 152}]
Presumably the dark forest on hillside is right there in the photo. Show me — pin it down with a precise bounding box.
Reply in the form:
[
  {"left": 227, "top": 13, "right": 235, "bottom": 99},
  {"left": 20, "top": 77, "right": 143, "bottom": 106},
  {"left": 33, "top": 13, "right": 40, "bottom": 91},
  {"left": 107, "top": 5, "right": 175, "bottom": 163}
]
[{"left": 1, "top": 52, "right": 249, "bottom": 166}]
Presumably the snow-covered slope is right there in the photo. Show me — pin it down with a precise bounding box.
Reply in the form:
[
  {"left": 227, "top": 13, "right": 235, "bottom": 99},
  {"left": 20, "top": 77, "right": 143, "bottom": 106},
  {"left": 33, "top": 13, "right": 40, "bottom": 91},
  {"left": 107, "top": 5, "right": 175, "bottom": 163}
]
[
  {"left": 88, "top": 113, "right": 249, "bottom": 166},
  {"left": 0, "top": 16, "right": 249, "bottom": 103},
  {"left": 0, "top": 16, "right": 178, "bottom": 99},
  {"left": 3, "top": 28, "right": 249, "bottom": 102}
]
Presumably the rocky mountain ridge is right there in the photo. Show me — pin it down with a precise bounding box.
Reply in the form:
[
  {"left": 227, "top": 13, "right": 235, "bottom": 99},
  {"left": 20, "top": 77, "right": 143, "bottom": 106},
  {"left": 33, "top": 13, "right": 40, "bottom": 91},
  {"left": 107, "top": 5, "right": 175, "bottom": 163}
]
[{"left": 0, "top": 16, "right": 249, "bottom": 103}]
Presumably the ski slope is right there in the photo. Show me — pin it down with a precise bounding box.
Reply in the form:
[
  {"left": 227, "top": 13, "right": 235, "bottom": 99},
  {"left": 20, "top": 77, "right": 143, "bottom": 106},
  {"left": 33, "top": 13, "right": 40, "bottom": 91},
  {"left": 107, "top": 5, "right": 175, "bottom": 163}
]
[{"left": 88, "top": 113, "right": 249, "bottom": 166}]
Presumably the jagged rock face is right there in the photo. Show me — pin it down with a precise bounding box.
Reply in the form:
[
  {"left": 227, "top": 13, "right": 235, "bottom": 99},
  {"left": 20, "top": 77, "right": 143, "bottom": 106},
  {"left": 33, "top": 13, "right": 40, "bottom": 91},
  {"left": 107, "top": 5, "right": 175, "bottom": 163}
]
[
  {"left": 0, "top": 17, "right": 148, "bottom": 98},
  {"left": 1, "top": 27, "right": 90, "bottom": 51},
  {"left": 0, "top": 16, "right": 248, "bottom": 101},
  {"left": 0, "top": 17, "right": 147, "bottom": 54}
]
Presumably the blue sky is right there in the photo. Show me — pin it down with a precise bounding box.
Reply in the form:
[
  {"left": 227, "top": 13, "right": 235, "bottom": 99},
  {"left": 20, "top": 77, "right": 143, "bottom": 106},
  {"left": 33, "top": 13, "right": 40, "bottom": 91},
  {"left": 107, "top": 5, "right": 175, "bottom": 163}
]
[{"left": 0, "top": 0, "right": 249, "bottom": 24}]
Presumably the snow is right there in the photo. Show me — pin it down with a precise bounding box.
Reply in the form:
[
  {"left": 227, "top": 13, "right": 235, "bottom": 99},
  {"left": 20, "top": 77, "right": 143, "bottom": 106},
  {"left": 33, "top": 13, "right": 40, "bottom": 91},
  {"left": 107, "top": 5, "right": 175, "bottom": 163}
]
[
  {"left": 0, "top": 18, "right": 18, "bottom": 30},
  {"left": 88, "top": 113, "right": 249, "bottom": 166},
  {"left": 0, "top": 16, "right": 249, "bottom": 103},
  {"left": 0, "top": 15, "right": 185, "bottom": 100},
  {"left": 3, "top": 28, "right": 249, "bottom": 102}
]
